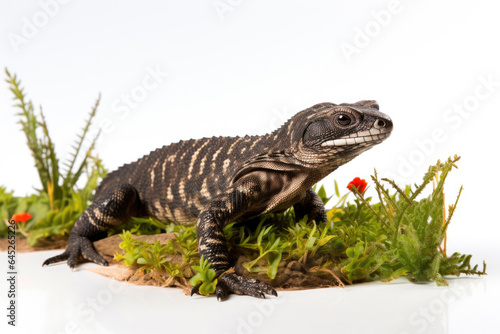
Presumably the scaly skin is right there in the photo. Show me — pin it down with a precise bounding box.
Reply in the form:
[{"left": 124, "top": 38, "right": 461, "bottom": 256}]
[{"left": 43, "top": 100, "right": 393, "bottom": 301}]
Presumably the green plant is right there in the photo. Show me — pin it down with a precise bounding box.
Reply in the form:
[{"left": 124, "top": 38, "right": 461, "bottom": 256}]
[
  {"left": 239, "top": 221, "right": 284, "bottom": 279},
  {"left": 189, "top": 255, "right": 218, "bottom": 296},
  {"left": 173, "top": 224, "right": 199, "bottom": 266},
  {"left": 340, "top": 241, "right": 387, "bottom": 283},
  {"left": 285, "top": 219, "right": 335, "bottom": 263},
  {"left": 349, "top": 155, "right": 486, "bottom": 285},
  {"left": 114, "top": 231, "right": 181, "bottom": 277},
  {"left": 0, "top": 69, "right": 107, "bottom": 245}
]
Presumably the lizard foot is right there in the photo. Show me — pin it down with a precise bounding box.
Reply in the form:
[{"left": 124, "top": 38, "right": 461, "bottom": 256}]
[
  {"left": 214, "top": 273, "right": 277, "bottom": 301},
  {"left": 42, "top": 236, "right": 108, "bottom": 269}
]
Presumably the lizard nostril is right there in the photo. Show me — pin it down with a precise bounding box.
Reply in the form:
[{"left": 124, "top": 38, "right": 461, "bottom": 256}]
[{"left": 374, "top": 119, "right": 386, "bottom": 129}]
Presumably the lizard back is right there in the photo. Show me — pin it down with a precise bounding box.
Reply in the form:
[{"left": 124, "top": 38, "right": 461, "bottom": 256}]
[{"left": 94, "top": 135, "right": 268, "bottom": 223}]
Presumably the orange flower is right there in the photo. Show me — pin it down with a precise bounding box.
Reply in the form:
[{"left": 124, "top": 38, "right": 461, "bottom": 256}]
[
  {"left": 11, "top": 212, "right": 32, "bottom": 224},
  {"left": 347, "top": 177, "right": 368, "bottom": 193}
]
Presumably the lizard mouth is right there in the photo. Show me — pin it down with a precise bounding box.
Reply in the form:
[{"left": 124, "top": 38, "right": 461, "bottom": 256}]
[{"left": 320, "top": 127, "right": 391, "bottom": 147}]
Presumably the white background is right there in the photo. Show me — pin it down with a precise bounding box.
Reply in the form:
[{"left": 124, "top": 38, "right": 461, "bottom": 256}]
[{"left": 1, "top": 1, "right": 499, "bottom": 333}]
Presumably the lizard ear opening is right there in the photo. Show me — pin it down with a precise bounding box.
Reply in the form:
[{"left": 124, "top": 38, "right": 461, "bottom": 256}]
[{"left": 303, "top": 119, "right": 331, "bottom": 146}]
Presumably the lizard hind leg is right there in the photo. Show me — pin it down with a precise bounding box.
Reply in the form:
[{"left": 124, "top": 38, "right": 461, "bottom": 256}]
[{"left": 43, "top": 184, "right": 142, "bottom": 268}]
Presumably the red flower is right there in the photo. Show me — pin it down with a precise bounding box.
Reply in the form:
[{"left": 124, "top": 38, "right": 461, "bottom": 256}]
[
  {"left": 347, "top": 177, "right": 368, "bottom": 193},
  {"left": 11, "top": 212, "right": 32, "bottom": 224}
]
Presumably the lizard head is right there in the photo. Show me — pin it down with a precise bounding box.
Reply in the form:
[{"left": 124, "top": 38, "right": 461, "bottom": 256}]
[
  {"left": 293, "top": 100, "right": 393, "bottom": 169},
  {"left": 232, "top": 101, "right": 392, "bottom": 183}
]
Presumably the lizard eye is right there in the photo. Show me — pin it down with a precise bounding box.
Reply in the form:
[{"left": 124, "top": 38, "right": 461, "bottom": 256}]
[{"left": 336, "top": 114, "right": 352, "bottom": 126}]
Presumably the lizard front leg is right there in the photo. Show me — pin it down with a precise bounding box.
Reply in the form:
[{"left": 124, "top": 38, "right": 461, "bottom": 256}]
[
  {"left": 194, "top": 175, "right": 277, "bottom": 301},
  {"left": 293, "top": 188, "right": 327, "bottom": 223}
]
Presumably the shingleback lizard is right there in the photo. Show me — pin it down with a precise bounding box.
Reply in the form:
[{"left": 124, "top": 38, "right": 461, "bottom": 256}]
[{"left": 43, "top": 100, "right": 393, "bottom": 301}]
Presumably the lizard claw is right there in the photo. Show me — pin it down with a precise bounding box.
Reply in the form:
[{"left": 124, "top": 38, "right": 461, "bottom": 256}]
[
  {"left": 190, "top": 285, "right": 200, "bottom": 297},
  {"left": 190, "top": 283, "right": 228, "bottom": 301},
  {"left": 215, "top": 281, "right": 229, "bottom": 301},
  {"left": 215, "top": 273, "right": 277, "bottom": 301}
]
